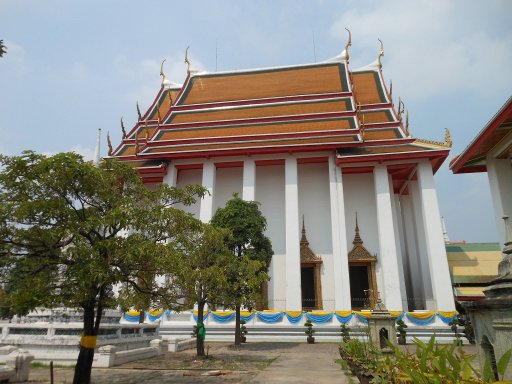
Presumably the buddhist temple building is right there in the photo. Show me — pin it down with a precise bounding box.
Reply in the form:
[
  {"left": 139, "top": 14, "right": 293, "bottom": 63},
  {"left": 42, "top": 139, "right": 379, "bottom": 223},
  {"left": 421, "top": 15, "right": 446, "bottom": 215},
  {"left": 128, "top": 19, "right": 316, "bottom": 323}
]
[
  {"left": 110, "top": 40, "right": 456, "bottom": 312},
  {"left": 450, "top": 96, "right": 512, "bottom": 247}
]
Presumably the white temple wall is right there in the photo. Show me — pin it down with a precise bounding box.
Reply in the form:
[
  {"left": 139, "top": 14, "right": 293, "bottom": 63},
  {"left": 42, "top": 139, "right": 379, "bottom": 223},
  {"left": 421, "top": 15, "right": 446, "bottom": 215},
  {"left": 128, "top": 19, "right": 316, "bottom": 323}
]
[
  {"left": 342, "top": 173, "right": 379, "bottom": 255},
  {"left": 175, "top": 168, "right": 202, "bottom": 217},
  {"left": 255, "top": 164, "right": 286, "bottom": 309},
  {"left": 297, "top": 162, "right": 334, "bottom": 309},
  {"left": 213, "top": 166, "right": 243, "bottom": 213},
  {"left": 343, "top": 172, "right": 387, "bottom": 306}
]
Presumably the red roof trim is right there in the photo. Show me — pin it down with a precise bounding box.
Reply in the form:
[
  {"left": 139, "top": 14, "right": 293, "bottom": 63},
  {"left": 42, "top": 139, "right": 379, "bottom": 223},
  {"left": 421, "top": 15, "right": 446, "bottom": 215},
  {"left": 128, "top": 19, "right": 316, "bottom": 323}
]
[
  {"left": 297, "top": 156, "right": 328, "bottom": 164},
  {"left": 451, "top": 96, "right": 512, "bottom": 173},
  {"left": 215, "top": 161, "right": 244, "bottom": 168}
]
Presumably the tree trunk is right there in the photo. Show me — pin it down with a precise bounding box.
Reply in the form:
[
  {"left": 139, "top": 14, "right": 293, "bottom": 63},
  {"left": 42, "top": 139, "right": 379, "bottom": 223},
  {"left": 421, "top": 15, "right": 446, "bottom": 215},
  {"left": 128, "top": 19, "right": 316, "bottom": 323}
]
[
  {"left": 234, "top": 305, "right": 241, "bottom": 346},
  {"left": 138, "top": 310, "right": 145, "bottom": 324},
  {"left": 196, "top": 301, "right": 205, "bottom": 357},
  {"left": 73, "top": 303, "right": 101, "bottom": 384}
]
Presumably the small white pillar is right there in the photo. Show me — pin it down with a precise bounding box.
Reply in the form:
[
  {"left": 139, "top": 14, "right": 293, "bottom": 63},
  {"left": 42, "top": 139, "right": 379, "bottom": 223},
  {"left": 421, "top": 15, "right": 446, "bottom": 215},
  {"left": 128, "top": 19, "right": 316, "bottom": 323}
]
[
  {"left": 416, "top": 160, "right": 456, "bottom": 311},
  {"left": 328, "top": 155, "right": 351, "bottom": 310},
  {"left": 373, "top": 164, "right": 403, "bottom": 311},
  {"left": 199, "top": 161, "right": 216, "bottom": 223},
  {"left": 242, "top": 159, "right": 256, "bottom": 201},
  {"left": 285, "top": 157, "right": 302, "bottom": 310},
  {"left": 487, "top": 157, "right": 512, "bottom": 248},
  {"left": 162, "top": 162, "right": 177, "bottom": 187}
]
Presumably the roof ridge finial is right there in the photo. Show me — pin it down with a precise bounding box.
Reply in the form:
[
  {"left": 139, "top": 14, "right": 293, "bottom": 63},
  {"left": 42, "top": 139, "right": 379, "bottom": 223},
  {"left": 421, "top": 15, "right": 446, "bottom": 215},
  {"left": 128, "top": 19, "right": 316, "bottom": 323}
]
[
  {"left": 344, "top": 28, "right": 352, "bottom": 62},
  {"left": 184, "top": 46, "right": 191, "bottom": 75},
  {"left": 389, "top": 79, "right": 393, "bottom": 97},
  {"left": 120, "top": 117, "right": 126, "bottom": 139},
  {"left": 444, "top": 128, "right": 452, "bottom": 148},
  {"left": 136, "top": 101, "right": 142, "bottom": 121},
  {"left": 160, "top": 59, "right": 168, "bottom": 86},
  {"left": 377, "top": 38, "right": 384, "bottom": 69},
  {"left": 107, "top": 131, "right": 113, "bottom": 156}
]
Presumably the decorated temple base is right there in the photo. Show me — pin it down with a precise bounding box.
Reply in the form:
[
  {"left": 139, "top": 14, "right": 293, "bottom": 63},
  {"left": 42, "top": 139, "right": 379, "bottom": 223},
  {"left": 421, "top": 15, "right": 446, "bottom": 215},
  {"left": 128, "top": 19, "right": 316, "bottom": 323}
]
[{"left": 122, "top": 309, "right": 461, "bottom": 344}]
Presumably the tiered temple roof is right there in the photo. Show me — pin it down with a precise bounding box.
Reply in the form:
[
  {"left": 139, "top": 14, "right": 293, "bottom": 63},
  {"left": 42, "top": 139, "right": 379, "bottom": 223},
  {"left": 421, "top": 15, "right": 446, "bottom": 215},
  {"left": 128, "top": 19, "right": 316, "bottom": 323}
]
[{"left": 111, "top": 42, "right": 451, "bottom": 189}]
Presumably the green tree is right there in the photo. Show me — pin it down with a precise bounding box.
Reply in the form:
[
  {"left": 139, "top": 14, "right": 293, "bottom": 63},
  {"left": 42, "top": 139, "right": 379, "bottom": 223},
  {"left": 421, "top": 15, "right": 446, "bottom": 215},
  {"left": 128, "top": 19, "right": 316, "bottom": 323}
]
[
  {"left": 171, "top": 222, "right": 232, "bottom": 356},
  {"left": 211, "top": 193, "right": 273, "bottom": 346},
  {"left": 0, "top": 151, "right": 205, "bottom": 384}
]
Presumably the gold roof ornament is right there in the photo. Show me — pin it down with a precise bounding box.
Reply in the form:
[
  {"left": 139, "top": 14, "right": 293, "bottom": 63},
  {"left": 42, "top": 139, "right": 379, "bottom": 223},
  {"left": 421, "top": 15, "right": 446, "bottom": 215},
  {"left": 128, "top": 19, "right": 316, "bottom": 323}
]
[
  {"left": 344, "top": 28, "right": 352, "bottom": 62},
  {"left": 144, "top": 120, "right": 150, "bottom": 141},
  {"left": 445, "top": 128, "right": 452, "bottom": 148},
  {"left": 184, "top": 46, "right": 191, "bottom": 74},
  {"left": 160, "top": 59, "right": 168, "bottom": 86},
  {"left": 377, "top": 38, "right": 384, "bottom": 69},
  {"left": 120, "top": 117, "right": 127, "bottom": 139},
  {"left": 360, "top": 113, "right": 366, "bottom": 141},
  {"left": 135, "top": 133, "right": 139, "bottom": 155},
  {"left": 405, "top": 110, "right": 409, "bottom": 131},
  {"left": 389, "top": 79, "right": 393, "bottom": 97},
  {"left": 107, "top": 131, "right": 113, "bottom": 156},
  {"left": 300, "top": 217, "right": 322, "bottom": 264},
  {"left": 348, "top": 213, "right": 377, "bottom": 262},
  {"left": 136, "top": 101, "right": 142, "bottom": 121},
  {"left": 397, "top": 97, "right": 404, "bottom": 122}
]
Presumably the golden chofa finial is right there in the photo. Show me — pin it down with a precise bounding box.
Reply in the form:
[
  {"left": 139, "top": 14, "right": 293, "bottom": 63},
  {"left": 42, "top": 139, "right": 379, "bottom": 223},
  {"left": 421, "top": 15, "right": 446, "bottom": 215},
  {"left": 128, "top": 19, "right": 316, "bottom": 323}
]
[
  {"left": 377, "top": 38, "right": 384, "bottom": 69},
  {"left": 120, "top": 117, "right": 126, "bottom": 139},
  {"left": 160, "top": 59, "right": 167, "bottom": 85},
  {"left": 344, "top": 28, "right": 352, "bottom": 62},
  {"left": 184, "top": 46, "right": 191, "bottom": 74},
  {"left": 107, "top": 131, "right": 113, "bottom": 156},
  {"left": 445, "top": 128, "right": 452, "bottom": 148},
  {"left": 136, "top": 101, "right": 142, "bottom": 121},
  {"left": 389, "top": 79, "right": 393, "bottom": 97}
]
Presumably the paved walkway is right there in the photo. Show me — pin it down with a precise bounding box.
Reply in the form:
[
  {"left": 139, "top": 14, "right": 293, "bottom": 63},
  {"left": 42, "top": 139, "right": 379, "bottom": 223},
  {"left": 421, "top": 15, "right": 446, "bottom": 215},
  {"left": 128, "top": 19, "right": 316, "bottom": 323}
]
[
  {"left": 28, "top": 342, "right": 352, "bottom": 383},
  {"left": 249, "top": 343, "right": 352, "bottom": 383}
]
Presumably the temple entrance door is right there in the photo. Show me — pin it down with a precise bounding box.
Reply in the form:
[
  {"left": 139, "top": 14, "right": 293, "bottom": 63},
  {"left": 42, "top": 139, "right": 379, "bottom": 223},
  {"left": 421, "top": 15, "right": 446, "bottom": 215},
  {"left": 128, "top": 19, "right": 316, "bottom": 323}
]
[
  {"left": 301, "top": 267, "right": 316, "bottom": 310},
  {"left": 349, "top": 265, "right": 370, "bottom": 309}
]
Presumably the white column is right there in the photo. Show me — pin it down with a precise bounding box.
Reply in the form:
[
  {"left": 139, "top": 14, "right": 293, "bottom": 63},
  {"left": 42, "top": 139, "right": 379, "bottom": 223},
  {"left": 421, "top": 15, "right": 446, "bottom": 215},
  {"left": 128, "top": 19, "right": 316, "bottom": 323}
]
[
  {"left": 390, "top": 189, "right": 409, "bottom": 311},
  {"left": 416, "top": 160, "right": 455, "bottom": 311},
  {"left": 328, "top": 155, "right": 351, "bottom": 310},
  {"left": 162, "top": 162, "right": 177, "bottom": 187},
  {"left": 373, "top": 165, "right": 403, "bottom": 310},
  {"left": 487, "top": 157, "right": 512, "bottom": 247},
  {"left": 409, "top": 180, "right": 432, "bottom": 309},
  {"left": 285, "top": 157, "right": 302, "bottom": 310},
  {"left": 399, "top": 195, "right": 417, "bottom": 308},
  {"left": 242, "top": 159, "right": 256, "bottom": 201},
  {"left": 199, "top": 161, "right": 216, "bottom": 223}
]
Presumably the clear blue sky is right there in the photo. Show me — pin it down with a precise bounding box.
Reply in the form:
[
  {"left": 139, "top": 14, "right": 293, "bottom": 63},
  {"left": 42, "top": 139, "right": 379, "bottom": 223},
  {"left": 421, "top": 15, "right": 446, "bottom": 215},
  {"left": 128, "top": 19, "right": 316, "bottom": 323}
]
[{"left": 1, "top": 0, "right": 511, "bottom": 242}]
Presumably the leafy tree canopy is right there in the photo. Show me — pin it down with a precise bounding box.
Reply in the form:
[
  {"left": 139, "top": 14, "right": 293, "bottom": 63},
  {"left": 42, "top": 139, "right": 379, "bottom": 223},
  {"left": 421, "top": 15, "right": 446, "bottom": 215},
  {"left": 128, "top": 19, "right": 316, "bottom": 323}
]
[{"left": 0, "top": 151, "right": 205, "bottom": 383}]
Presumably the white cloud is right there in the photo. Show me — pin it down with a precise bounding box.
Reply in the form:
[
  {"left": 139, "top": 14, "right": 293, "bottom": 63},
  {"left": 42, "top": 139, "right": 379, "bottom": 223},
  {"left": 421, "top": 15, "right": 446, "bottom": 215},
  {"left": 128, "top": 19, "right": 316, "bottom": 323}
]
[
  {"left": 115, "top": 52, "right": 206, "bottom": 108},
  {"left": 330, "top": 0, "right": 512, "bottom": 102},
  {"left": 70, "top": 145, "right": 96, "bottom": 162}
]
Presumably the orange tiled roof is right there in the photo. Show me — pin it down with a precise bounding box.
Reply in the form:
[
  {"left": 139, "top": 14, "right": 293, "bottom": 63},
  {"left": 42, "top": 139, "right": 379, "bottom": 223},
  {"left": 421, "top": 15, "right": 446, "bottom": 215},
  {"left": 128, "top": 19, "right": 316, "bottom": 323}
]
[{"left": 111, "top": 51, "right": 449, "bottom": 173}]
